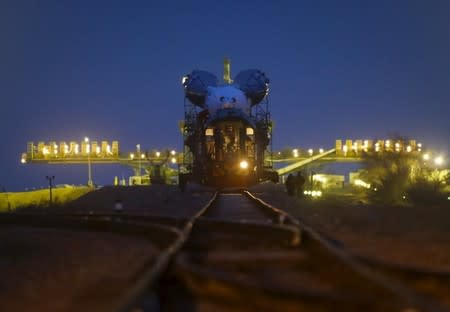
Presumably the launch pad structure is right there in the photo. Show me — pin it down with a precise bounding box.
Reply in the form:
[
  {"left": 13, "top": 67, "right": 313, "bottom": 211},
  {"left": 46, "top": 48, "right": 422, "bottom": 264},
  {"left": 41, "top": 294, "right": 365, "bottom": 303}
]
[{"left": 21, "top": 140, "right": 180, "bottom": 185}]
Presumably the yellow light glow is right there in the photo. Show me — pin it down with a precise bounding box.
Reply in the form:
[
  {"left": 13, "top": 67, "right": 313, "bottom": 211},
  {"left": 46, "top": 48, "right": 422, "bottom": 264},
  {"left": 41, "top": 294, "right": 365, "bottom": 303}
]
[
  {"left": 354, "top": 179, "right": 371, "bottom": 189},
  {"left": 84, "top": 137, "right": 89, "bottom": 143},
  {"left": 205, "top": 128, "right": 214, "bottom": 136},
  {"left": 171, "top": 157, "right": 177, "bottom": 164},
  {"left": 417, "top": 143, "right": 422, "bottom": 148},
  {"left": 308, "top": 149, "right": 313, "bottom": 155},
  {"left": 246, "top": 128, "right": 254, "bottom": 135},
  {"left": 96, "top": 146, "right": 100, "bottom": 154},
  {"left": 141, "top": 153, "right": 145, "bottom": 159},
  {"left": 239, "top": 160, "right": 249, "bottom": 169},
  {"left": 64, "top": 144, "right": 69, "bottom": 154},
  {"left": 106, "top": 144, "right": 111, "bottom": 154},
  {"left": 303, "top": 190, "right": 322, "bottom": 197},
  {"left": 74, "top": 144, "right": 80, "bottom": 154},
  {"left": 314, "top": 175, "right": 327, "bottom": 183},
  {"left": 406, "top": 146, "right": 412, "bottom": 153},
  {"left": 434, "top": 156, "right": 444, "bottom": 166},
  {"left": 170, "top": 150, "right": 176, "bottom": 156},
  {"left": 319, "top": 148, "right": 324, "bottom": 154},
  {"left": 43, "top": 147, "right": 49, "bottom": 155},
  {"left": 21, "top": 158, "right": 26, "bottom": 164},
  {"left": 343, "top": 146, "right": 348, "bottom": 153},
  {"left": 423, "top": 153, "right": 430, "bottom": 161},
  {"left": 155, "top": 151, "right": 161, "bottom": 157},
  {"left": 130, "top": 153, "right": 135, "bottom": 160}
]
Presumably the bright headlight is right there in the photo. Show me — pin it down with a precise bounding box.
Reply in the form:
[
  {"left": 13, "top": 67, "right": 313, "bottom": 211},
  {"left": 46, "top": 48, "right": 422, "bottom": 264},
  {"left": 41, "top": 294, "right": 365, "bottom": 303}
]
[{"left": 239, "top": 160, "right": 249, "bottom": 169}]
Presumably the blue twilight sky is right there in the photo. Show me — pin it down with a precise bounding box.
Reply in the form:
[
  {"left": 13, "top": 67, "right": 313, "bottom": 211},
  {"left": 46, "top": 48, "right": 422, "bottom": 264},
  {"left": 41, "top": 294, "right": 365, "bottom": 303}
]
[{"left": 1, "top": 0, "right": 449, "bottom": 191}]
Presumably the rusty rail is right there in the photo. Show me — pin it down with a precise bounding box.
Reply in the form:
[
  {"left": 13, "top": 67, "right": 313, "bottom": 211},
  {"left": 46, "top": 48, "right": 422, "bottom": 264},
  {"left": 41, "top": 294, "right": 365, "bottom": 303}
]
[
  {"left": 244, "top": 190, "right": 449, "bottom": 312},
  {"left": 114, "top": 191, "right": 218, "bottom": 311}
]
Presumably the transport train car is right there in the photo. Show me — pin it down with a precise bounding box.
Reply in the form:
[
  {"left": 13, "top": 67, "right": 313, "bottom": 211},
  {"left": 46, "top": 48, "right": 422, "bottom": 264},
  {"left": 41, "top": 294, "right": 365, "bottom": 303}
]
[{"left": 179, "top": 60, "right": 278, "bottom": 188}]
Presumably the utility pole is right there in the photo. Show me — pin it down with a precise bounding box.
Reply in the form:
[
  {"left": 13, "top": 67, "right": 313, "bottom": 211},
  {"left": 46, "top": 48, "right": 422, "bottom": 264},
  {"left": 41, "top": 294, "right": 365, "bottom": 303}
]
[{"left": 46, "top": 176, "right": 55, "bottom": 206}]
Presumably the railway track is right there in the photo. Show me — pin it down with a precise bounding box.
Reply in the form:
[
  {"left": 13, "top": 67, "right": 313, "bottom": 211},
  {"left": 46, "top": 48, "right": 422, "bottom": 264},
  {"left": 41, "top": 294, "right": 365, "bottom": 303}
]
[
  {"left": 1, "top": 190, "right": 450, "bottom": 311},
  {"left": 159, "top": 191, "right": 450, "bottom": 312}
]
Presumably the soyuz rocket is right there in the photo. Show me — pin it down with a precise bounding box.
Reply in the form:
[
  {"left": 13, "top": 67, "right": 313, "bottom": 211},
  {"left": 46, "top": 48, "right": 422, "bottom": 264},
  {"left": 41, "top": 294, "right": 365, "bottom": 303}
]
[{"left": 182, "top": 58, "right": 270, "bottom": 121}]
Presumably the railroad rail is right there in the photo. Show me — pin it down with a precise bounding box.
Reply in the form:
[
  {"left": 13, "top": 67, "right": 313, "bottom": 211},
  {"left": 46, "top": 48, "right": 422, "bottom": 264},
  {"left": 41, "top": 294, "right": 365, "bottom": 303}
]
[
  {"left": 2, "top": 190, "right": 450, "bottom": 311},
  {"left": 161, "top": 191, "right": 450, "bottom": 312}
]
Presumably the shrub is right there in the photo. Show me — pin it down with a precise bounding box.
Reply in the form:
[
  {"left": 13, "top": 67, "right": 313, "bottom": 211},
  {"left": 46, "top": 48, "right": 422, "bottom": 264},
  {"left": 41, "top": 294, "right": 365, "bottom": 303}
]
[{"left": 361, "top": 146, "right": 448, "bottom": 205}]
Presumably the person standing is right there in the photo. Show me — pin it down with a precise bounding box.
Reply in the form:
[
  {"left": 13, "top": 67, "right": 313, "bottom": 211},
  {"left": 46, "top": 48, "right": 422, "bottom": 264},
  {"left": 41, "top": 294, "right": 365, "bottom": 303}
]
[
  {"left": 285, "top": 174, "right": 295, "bottom": 196},
  {"left": 295, "top": 171, "right": 306, "bottom": 197}
]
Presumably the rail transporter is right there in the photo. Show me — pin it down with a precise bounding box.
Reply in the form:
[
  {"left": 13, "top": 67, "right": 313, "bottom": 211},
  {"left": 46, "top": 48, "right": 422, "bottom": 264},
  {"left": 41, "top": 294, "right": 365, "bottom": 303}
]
[{"left": 179, "top": 60, "right": 279, "bottom": 188}]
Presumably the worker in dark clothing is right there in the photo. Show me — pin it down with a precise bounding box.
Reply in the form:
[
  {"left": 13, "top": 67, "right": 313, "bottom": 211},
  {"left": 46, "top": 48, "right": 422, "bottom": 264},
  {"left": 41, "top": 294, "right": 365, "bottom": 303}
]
[
  {"left": 295, "top": 171, "right": 306, "bottom": 197},
  {"left": 285, "top": 174, "right": 295, "bottom": 196}
]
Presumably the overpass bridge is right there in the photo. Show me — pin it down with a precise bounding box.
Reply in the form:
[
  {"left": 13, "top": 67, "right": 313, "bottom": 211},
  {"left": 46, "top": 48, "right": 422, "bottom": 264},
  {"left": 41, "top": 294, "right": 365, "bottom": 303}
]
[
  {"left": 20, "top": 138, "right": 424, "bottom": 184},
  {"left": 272, "top": 138, "right": 423, "bottom": 176},
  {"left": 276, "top": 148, "right": 336, "bottom": 176},
  {"left": 20, "top": 139, "right": 180, "bottom": 185}
]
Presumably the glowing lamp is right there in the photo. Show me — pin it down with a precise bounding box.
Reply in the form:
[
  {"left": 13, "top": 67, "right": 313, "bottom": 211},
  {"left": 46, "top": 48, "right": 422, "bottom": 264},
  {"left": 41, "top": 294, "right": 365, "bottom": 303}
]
[
  {"left": 434, "top": 156, "right": 444, "bottom": 166},
  {"left": 239, "top": 160, "right": 249, "bottom": 169}
]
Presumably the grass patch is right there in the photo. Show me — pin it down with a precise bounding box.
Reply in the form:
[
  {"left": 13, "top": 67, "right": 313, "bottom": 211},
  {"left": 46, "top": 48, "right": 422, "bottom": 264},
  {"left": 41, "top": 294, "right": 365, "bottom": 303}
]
[{"left": 0, "top": 186, "right": 92, "bottom": 211}]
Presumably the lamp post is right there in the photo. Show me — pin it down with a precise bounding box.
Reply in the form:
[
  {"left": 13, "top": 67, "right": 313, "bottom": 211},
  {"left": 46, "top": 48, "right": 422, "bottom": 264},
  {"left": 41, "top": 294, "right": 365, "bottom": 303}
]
[
  {"left": 137, "top": 144, "right": 141, "bottom": 181},
  {"left": 85, "top": 137, "right": 93, "bottom": 187},
  {"left": 45, "top": 175, "right": 55, "bottom": 206}
]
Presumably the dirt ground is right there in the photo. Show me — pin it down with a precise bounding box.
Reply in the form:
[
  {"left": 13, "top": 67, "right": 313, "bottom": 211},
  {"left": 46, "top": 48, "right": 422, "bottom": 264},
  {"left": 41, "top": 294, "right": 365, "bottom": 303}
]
[
  {"left": 0, "top": 185, "right": 212, "bottom": 311},
  {"left": 2, "top": 183, "right": 450, "bottom": 310},
  {"left": 250, "top": 182, "right": 450, "bottom": 271},
  {"left": 16, "top": 184, "right": 212, "bottom": 216},
  {"left": 0, "top": 227, "right": 157, "bottom": 312}
]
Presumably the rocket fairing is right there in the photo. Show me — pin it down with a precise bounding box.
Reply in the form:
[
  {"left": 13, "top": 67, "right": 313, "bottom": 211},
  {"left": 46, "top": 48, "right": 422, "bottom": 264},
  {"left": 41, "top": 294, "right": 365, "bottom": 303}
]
[{"left": 182, "top": 69, "right": 270, "bottom": 116}]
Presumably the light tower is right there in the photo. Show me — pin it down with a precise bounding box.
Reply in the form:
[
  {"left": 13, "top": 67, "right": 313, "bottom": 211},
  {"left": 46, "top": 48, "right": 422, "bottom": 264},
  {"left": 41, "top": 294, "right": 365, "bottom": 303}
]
[{"left": 84, "top": 137, "right": 93, "bottom": 187}]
